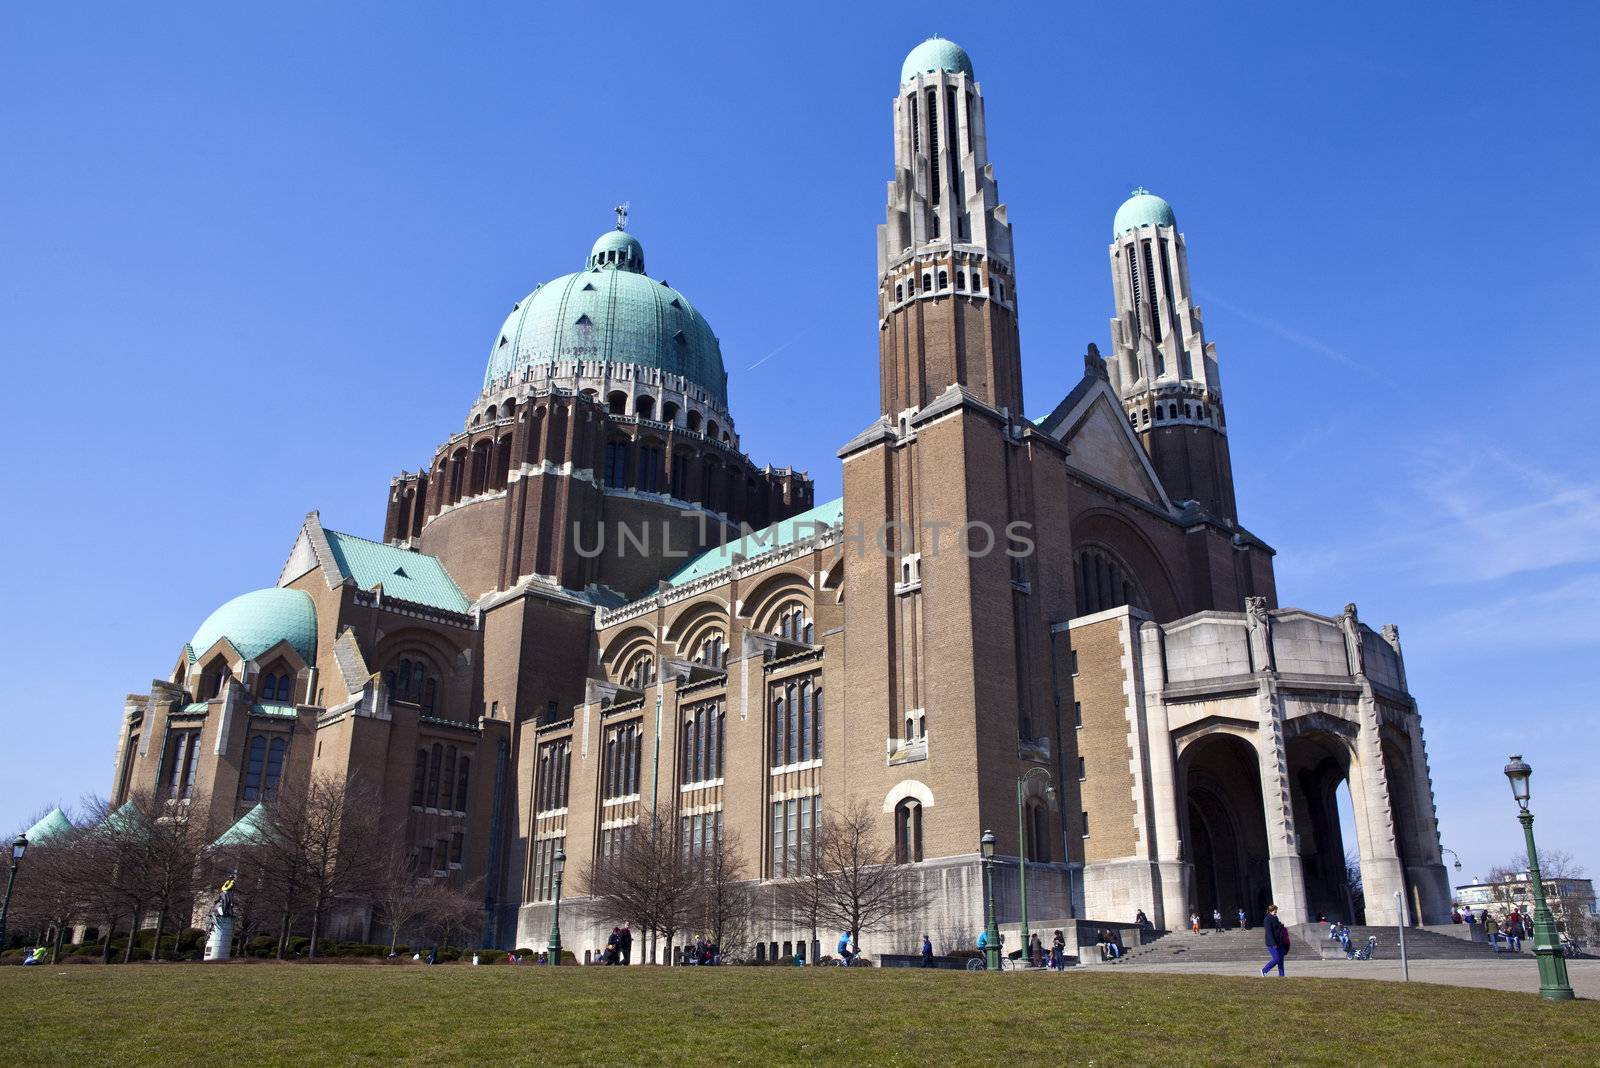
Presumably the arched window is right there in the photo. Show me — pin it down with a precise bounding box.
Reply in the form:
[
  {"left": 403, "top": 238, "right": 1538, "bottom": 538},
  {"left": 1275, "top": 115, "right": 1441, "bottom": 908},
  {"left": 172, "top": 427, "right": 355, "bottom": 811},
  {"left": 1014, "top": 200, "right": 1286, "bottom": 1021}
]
[
  {"left": 894, "top": 283, "right": 903, "bottom": 302},
  {"left": 772, "top": 690, "right": 788, "bottom": 767},
  {"left": 955, "top": 271, "right": 966, "bottom": 290},
  {"left": 607, "top": 391, "right": 628, "bottom": 416},
  {"left": 411, "top": 748, "right": 428, "bottom": 807},
  {"left": 263, "top": 737, "right": 287, "bottom": 799},
  {"left": 1074, "top": 545, "right": 1148, "bottom": 617},
  {"left": 396, "top": 658, "right": 413, "bottom": 701},
  {"left": 427, "top": 743, "right": 442, "bottom": 808},
  {"left": 421, "top": 677, "right": 437, "bottom": 714},
  {"left": 895, "top": 798, "right": 923, "bottom": 863},
  {"left": 635, "top": 395, "right": 655, "bottom": 420},
  {"left": 937, "top": 269, "right": 948, "bottom": 290},
  {"left": 687, "top": 410, "right": 702, "bottom": 433},
  {"left": 637, "top": 443, "right": 662, "bottom": 493},
  {"left": 922, "top": 272, "right": 932, "bottom": 291},
  {"left": 1024, "top": 799, "right": 1049, "bottom": 861},
  {"left": 439, "top": 746, "right": 457, "bottom": 810},
  {"left": 605, "top": 440, "right": 628, "bottom": 486},
  {"left": 260, "top": 672, "right": 278, "bottom": 700},
  {"left": 275, "top": 673, "right": 292, "bottom": 702},
  {"left": 455, "top": 757, "right": 470, "bottom": 812},
  {"left": 706, "top": 420, "right": 719, "bottom": 441},
  {"left": 799, "top": 680, "right": 815, "bottom": 761},
  {"left": 242, "top": 736, "right": 268, "bottom": 801}
]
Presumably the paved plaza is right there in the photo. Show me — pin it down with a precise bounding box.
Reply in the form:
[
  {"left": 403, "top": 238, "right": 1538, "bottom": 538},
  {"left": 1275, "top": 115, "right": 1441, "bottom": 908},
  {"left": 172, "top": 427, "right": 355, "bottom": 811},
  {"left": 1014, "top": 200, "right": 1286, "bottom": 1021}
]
[{"left": 1111, "top": 954, "right": 1600, "bottom": 997}]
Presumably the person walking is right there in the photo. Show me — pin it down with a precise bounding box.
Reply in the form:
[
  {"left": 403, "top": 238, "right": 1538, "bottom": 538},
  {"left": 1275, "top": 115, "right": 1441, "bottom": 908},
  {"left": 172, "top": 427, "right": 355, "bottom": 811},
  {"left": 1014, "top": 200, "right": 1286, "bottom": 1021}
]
[
  {"left": 1028, "top": 931, "right": 1043, "bottom": 967},
  {"left": 1212, "top": 908, "right": 1224, "bottom": 932},
  {"left": 1237, "top": 906, "right": 1248, "bottom": 930},
  {"left": 921, "top": 934, "right": 934, "bottom": 968},
  {"left": 1051, "top": 929, "right": 1066, "bottom": 971},
  {"left": 620, "top": 923, "right": 633, "bottom": 966},
  {"left": 1190, "top": 911, "right": 1200, "bottom": 934},
  {"left": 1259, "top": 905, "right": 1290, "bottom": 977},
  {"left": 1483, "top": 913, "right": 1501, "bottom": 952}
]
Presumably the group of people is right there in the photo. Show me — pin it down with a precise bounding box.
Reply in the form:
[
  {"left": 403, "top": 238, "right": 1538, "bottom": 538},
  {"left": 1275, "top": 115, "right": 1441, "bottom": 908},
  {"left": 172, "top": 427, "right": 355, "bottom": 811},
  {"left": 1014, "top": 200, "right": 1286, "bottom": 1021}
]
[
  {"left": 598, "top": 924, "right": 633, "bottom": 966},
  {"left": 1187, "top": 906, "right": 1251, "bottom": 933},
  {"left": 1451, "top": 905, "right": 1528, "bottom": 952},
  {"left": 684, "top": 934, "right": 722, "bottom": 966},
  {"left": 1093, "top": 929, "right": 1122, "bottom": 961}
]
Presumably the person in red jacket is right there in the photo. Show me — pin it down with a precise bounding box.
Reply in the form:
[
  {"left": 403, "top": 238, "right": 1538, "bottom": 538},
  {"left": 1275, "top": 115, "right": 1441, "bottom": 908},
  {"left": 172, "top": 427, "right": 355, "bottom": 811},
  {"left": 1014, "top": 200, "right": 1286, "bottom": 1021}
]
[{"left": 1259, "top": 905, "right": 1291, "bottom": 977}]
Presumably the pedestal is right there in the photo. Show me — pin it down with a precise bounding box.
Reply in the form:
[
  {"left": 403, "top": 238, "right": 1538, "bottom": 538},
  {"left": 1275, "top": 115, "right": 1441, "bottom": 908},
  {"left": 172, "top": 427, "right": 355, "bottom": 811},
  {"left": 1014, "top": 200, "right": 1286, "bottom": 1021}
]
[{"left": 205, "top": 917, "right": 235, "bottom": 961}]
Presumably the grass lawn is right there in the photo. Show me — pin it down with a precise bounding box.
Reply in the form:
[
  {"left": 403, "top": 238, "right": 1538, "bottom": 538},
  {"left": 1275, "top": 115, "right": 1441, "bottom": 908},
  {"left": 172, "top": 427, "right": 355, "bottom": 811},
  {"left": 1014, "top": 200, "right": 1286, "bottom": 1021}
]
[{"left": 3, "top": 963, "right": 1598, "bottom": 1066}]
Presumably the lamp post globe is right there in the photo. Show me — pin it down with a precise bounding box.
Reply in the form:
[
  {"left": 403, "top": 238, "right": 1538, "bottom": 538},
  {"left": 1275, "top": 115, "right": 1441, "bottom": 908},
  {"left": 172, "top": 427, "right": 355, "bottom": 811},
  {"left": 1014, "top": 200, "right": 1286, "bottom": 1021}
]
[
  {"left": 547, "top": 847, "right": 566, "bottom": 966},
  {"left": 0, "top": 834, "right": 25, "bottom": 951},
  {"left": 1502, "top": 755, "right": 1574, "bottom": 1001},
  {"left": 979, "top": 829, "right": 1001, "bottom": 971}
]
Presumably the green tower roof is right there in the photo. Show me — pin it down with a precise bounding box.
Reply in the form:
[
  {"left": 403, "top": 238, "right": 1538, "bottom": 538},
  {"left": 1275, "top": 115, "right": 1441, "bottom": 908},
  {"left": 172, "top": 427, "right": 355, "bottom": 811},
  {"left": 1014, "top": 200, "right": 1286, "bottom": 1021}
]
[
  {"left": 901, "top": 37, "right": 973, "bottom": 83},
  {"left": 1114, "top": 188, "right": 1176, "bottom": 236},
  {"left": 190, "top": 587, "right": 317, "bottom": 663},
  {"left": 25, "top": 807, "right": 73, "bottom": 845},
  {"left": 484, "top": 230, "right": 729, "bottom": 406}
]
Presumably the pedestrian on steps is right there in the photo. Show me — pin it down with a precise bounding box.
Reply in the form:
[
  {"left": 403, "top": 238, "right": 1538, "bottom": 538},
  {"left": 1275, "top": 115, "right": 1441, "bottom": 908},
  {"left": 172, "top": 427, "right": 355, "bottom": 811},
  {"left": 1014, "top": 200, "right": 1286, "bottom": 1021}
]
[
  {"left": 1259, "top": 905, "right": 1291, "bottom": 977},
  {"left": 1212, "top": 908, "right": 1224, "bottom": 932}
]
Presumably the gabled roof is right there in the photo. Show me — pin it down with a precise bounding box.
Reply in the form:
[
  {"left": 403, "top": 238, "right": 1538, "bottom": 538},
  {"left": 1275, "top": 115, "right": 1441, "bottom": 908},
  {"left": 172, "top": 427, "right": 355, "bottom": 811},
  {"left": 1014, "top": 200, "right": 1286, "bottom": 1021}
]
[
  {"left": 666, "top": 497, "right": 843, "bottom": 587},
  {"left": 323, "top": 528, "right": 472, "bottom": 614},
  {"left": 212, "top": 804, "right": 268, "bottom": 848},
  {"left": 1035, "top": 376, "right": 1174, "bottom": 512},
  {"left": 25, "top": 807, "right": 73, "bottom": 845}
]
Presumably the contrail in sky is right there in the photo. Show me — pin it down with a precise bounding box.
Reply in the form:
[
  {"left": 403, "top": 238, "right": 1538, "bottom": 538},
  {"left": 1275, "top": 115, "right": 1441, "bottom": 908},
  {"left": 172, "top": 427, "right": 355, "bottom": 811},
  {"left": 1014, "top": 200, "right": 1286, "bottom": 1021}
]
[{"left": 1196, "top": 287, "right": 1394, "bottom": 385}]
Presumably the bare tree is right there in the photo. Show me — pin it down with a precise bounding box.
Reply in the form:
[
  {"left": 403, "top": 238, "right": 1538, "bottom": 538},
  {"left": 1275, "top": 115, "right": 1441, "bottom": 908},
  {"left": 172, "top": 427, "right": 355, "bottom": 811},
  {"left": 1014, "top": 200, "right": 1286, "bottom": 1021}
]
[
  {"left": 687, "top": 826, "right": 755, "bottom": 958},
  {"left": 370, "top": 845, "right": 455, "bottom": 954},
  {"left": 1487, "top": 850, "right": 1592, "bottom": 937},
  {"left": 420, "top": 879, "right": 487, "bottom": 955},
  {"left": 226, "top": 773, "right": 385, "bottom": 958},
  {"left": 578, "top": 806, "right": 694, "bottom": 962},
  {"left": 7, "top": 821, "right": 89, "bottom": 962},
  {"left": 772, "top": 802, "right": 929, "bottom": 958},
  {"left": 132, "top": 797, "right": 208, "bottom": 960}
]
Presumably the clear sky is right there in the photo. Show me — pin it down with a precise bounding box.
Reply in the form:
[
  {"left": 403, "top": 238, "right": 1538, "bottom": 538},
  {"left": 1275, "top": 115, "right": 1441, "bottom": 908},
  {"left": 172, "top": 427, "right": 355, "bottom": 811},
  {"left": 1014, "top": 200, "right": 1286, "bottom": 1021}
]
[{"left": 3, "top": 3, "right": 1597, "bottom": 886}]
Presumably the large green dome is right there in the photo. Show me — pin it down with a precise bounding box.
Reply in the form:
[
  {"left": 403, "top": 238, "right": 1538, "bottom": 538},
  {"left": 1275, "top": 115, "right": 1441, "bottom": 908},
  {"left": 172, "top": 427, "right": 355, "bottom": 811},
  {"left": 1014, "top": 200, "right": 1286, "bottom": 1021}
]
[
  {"left": 189, "top": 587, "right": 317, "bottom": 663},
  {"left": 484, "top": 230, "right": 729, "bottom": 406},
  {"left": 901, "top": 37, "right": 973, "bottom": 83},
  {"left": 1114, "top": 188, "right": 1176, "bottom": 236}
]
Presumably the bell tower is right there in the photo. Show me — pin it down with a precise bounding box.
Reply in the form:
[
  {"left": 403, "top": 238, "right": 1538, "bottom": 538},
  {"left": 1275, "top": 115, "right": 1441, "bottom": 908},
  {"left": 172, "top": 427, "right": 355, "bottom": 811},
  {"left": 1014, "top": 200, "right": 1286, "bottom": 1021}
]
[
  {"left": 877, "top": 37, "right": 1022, "bottom": 419},
  {"left": 1105, "top": 189, "right": 1238, "bottom": 524}
]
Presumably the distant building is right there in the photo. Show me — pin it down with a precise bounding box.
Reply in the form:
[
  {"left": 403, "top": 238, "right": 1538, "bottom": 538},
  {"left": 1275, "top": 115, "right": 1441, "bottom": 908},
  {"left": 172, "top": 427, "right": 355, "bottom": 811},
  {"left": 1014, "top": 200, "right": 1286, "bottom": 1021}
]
[
  {"left": 1457, "top": 872, "right": 1598, "bottom": 934},
  {"left": 102, "top": 37, "right": 1452, "bottom": 957}
]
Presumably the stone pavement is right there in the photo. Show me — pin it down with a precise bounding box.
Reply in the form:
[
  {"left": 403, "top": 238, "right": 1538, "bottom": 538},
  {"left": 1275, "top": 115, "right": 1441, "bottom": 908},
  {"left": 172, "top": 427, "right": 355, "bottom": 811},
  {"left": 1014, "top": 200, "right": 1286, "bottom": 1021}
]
[{"left": 1108, "top": 955, "right": 1600, "bottom": 997}]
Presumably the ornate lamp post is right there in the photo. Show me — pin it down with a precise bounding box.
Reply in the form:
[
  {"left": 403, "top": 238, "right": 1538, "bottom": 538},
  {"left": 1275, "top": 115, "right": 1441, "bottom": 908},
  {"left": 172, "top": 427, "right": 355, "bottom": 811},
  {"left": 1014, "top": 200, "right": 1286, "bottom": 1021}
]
[
  {"left": 1438, "top": 847, "right": 1464, "bottom": 874},
  {"left": 1016, "top": 768, "right": 1057, "bottom": 962},
  {"left": 980, "top": 829, "right": 1000, "bottom": 971},
  {"left": 0, "top": 834, "right": 26, "bottom": 950},
  {"left": 1503, "top": 755, "right": 1574, "bottom": 1001},
  {"left": 547, "top": 846, "right": 566, "bottom": 966}
]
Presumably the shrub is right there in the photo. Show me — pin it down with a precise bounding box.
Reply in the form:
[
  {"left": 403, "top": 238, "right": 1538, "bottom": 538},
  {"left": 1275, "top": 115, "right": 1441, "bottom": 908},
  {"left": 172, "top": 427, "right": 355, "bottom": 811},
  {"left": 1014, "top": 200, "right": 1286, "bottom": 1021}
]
[
  {"left": 177, "top": 928, "right": 206, "bottom": 953},
  {"left": 64, "top": 954, "right": 100, "bottom": 965}
]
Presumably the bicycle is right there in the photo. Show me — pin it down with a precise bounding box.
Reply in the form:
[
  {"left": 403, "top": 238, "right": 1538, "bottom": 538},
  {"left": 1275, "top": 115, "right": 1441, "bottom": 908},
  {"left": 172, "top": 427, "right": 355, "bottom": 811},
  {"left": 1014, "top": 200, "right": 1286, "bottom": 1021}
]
[{"left": 965, "top": 953, "right": 1015, "bottom": 971}]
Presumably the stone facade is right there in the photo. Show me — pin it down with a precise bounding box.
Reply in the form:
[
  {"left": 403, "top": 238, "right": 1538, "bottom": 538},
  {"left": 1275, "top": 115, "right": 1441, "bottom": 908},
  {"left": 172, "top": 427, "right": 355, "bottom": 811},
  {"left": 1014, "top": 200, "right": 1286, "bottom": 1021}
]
[{"left": 106, "top": 38, "right": 1449, "bottom": 959}]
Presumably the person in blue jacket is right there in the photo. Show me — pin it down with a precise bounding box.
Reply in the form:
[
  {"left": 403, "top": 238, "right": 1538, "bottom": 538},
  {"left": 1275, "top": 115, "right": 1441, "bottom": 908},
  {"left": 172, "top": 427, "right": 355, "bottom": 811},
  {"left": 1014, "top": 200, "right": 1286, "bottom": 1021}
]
[
  {"left": 1259, "top": 905, "right": 1291, "bottom": 977},
  {"left": 920, "top": 934, "right": 934, "bottom": 967},
  {"left": 837, "top": 931, "right": 856, "bottom": 965}
]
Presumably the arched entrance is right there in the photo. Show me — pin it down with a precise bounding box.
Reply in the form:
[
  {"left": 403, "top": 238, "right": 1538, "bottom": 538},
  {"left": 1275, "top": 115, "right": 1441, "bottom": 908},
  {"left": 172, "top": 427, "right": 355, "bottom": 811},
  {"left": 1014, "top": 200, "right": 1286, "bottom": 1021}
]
[
  {"left": 1285, "top": 724, "right": 1357, "bottom": 923},
  {"left": 1180, "top": 733, "right": 1271, "bottom": 923}
]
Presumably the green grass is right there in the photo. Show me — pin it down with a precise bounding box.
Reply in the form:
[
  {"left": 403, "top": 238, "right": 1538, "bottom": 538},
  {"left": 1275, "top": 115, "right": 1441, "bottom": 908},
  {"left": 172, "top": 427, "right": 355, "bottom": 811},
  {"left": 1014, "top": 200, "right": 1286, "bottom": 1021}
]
[{"left": 3, "top": 963, "right": 1598, "bottom": 1066}]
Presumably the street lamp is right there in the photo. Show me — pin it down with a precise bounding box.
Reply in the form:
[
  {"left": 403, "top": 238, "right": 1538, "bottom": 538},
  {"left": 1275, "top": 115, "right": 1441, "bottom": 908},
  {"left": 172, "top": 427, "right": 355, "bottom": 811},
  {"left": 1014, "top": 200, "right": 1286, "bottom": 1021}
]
[
  {"left": 0, "top": 834, "right": 26, "bottom": 951},
  {"left": 1439, "top": 847, "right": 1464, "bottom": 874},
  {"left": 979, "top": 829, "right": 1000, "bottom": 972},
  {"left": 1503, "top": 755, "right": 1574, "bottom": 1001},
  {"left": 547, "top": 846, "right": 566, "bottom": 966},
  {"left": 1016, "top": 768, "right": 1057, "bottom": 963}
]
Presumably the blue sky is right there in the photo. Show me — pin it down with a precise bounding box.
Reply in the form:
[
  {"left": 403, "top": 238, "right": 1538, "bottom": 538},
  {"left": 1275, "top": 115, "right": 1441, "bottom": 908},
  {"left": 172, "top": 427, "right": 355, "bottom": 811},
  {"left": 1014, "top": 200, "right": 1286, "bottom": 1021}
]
[{"left": 3, "top": 3, "right": 1597, "bottom": 886}]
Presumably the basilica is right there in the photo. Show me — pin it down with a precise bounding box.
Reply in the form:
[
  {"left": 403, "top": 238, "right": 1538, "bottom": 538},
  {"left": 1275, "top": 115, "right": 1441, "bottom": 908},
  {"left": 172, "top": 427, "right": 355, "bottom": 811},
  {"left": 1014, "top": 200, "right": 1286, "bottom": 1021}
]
[{"left": 108, "top": 38, "right": 1452, "bottom": 958}]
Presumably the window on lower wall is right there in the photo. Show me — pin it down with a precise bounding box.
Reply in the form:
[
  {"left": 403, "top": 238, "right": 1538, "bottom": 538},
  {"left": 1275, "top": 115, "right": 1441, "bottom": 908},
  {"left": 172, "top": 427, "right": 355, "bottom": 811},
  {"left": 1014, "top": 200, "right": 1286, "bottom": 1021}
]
[
  {"left": 450, "top": 832, "right": 464, "bottom": 867},
  {"left": 601, "top": 723, "right": 641, "bottom": 800},
  {"left": 770, "top": 793, "right": 820, "bottom": 878},
  {"left": 894, "top": 799, "right": 923, "bottom": 863},
  {"left": 165, "top": 729, "right": 201, "bottom": 800},
  {"left": 531, "top": 836, "right": 564, "bottom": 900},
  {"left": 537, "top": 739, "right": 571, "bottom": 812},
  {"left": 681, "top": 700, "right": 724, "bottom": 785}
]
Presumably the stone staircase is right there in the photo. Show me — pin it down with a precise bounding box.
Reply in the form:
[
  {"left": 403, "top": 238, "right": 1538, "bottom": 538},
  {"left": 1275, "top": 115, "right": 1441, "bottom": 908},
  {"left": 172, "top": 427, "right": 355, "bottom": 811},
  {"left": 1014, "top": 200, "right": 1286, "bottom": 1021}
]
[{"left": 1104, "top": 924, "right": 1522, "bottom": 965}]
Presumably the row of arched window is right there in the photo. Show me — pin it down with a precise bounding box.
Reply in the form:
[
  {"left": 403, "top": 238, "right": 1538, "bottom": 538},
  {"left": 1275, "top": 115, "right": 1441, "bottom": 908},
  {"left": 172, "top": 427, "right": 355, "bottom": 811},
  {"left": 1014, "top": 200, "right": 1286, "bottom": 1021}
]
[
  {"left": 258, "top": 670, "right": 293, "bottom": 703},
  {"left": 776, "top": 605, "right": 813, "bottom": 644},
  {"left": 681, "top": 700, "right": 725, "bottom": 784},
  {"left": 771, "top": 677, "right": 822, "bottom": 768},
  {"left": 385, "top": 658, "right": 439, "bottom": 714},
  {"left": 1130, "top": 399, "right": 1214, "bottom": 427},
  {"left": 1075, "top": 546, "right": 1147, "bottom": 618},
  {"left": 242, "top": 735, "right": 288, "bottom": 802},
  {"left": 892, "top": 267, "right": 1002, "bottom": 304},
  {"left": 411, "top": 742, "right": 470, "bottom": 813},
  {"left": 535, "top": 739, "right": 571, "bottom": 813},
  {"left": 605, "top": 391, "right": 728, "bottom": 442},
  {"left": 602, "top": 722, "right": 642, "bottom": 800}
]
